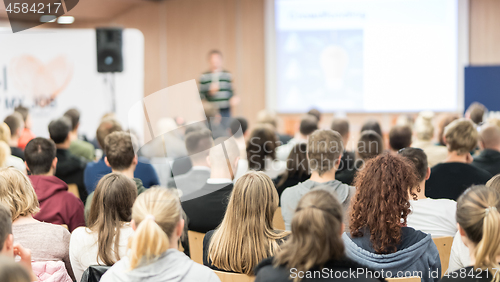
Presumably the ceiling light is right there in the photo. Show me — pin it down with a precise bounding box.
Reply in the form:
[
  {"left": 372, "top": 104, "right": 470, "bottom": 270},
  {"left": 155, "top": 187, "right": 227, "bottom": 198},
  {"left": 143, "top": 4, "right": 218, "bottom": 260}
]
[
  {"left": 40, "top": 15, "right": 57, "bottom": 23},
  {"left": 57, "top": 16, "right": 74, "bottom": 24}
]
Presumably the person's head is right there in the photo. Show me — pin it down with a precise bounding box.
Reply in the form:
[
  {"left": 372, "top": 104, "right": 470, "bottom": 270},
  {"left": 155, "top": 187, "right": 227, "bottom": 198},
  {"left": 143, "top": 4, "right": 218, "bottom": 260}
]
[
  {"left": 331, "top": 118, "right": 349, "bottom": 146},
  {"left": 274, "top": 189, "right": 344, "bottom": 276},
  {"left": 389, "top": 125, "right": 412, "bottom": 151},
  {"left": 247, "top": 124, "right": 278, "bottom": 171},
  {"left": 299, "top": 115, "right": 319, "bottom": 137},
  {"left": 444, "top": 118, "right": 478, "bottom": 155},
  {"left": 466, "top": 102, "right": 487, "bottom": 125},
  {"left": 398, "top": 147, "right": 430, "bottom": 196},
  {"left": 209, "top": 137, "right": 240, "bottom": 179},
  {"left": 184, "top": 129, "right": 214, "bottom": 166},
  {"left": 48, "top": 117, "right": 72, "bottom": 145},
  {"left": 0, "top": 123, "right": 11, "bottom": 144},
  {"left": 0, "top": 167, "right": 40, "bottom": 222},
  {"left": 256, "top": 110, "right": 277, "bottom": 129},
  {"left": 0, "top": 255, "right": 31, "bottom": 282},
  {"left": 0, "top": 141, "right": 10, "bottom": 168},
  {"left": 350, "top": 153, "right": 419, "bottom": 254},
  {"left": 277, "top": 143, "right": 309, "bottom": 187},
  {"left": 456, "top": 185, "right": 500, "bottom": 281},
  {"left": 357, "top": 130, "right": 384, "bottom": 162},
  {"left": 0, "top": 204, "right": 13, "bottom": 256},
  {"left": 360, "top": 119, "right": 382, "bottom": 137},
  {"left": 24, "top": 138, "right": 57, "bottom": 175},
  {"left": 307, "top": 129, "right": 343, "bottom": 176},
  {"left": 208, "top": 49, "right": 223, "bottom": 70},
  {"left": 307, "top": 108, "right": 321, "bottom": 122},
  {"left": 486, "top": 174, "right": 500, "bottom": 192},
  {"left": 14, "top": 105, "right": 31, "bottom": 130},
  {"left": 3, "top": 113, "right": 24, "bottom": 139},
  {"left": 128, "top": 188, "right": 184, "bottom": 269},
  {"left": 478, "top": 124, "right": 500, "bottom": 151},
  {"left": 229, "top": 117, "right": 248, "bottom": 139},
  {"left": 96, "top": 118, "right": 123, "bottom": 149},
  {"left": 438, "top": 113, "right": 459, "bottom": 146},
  {"left": 104, "top": 131, "right": 137, "bottom": 172},
  {"left": 63, "top": 108, "right": 80, "bottom": 132},
  {"left": 414, "top": 111, "right": 435, "bottom": 141},
  {"left": 208, "top": 171, "right": 288, "bottom": 275},
  {"left": 87, "top": 173, "right": 137, "bottom": 265}
]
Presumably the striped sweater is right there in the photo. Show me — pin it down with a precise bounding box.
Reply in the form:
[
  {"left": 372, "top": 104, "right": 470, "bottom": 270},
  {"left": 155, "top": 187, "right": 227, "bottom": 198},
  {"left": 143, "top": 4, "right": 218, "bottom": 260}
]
[{"left": 199, "top": 70, "right": 233, "bottom": 109}]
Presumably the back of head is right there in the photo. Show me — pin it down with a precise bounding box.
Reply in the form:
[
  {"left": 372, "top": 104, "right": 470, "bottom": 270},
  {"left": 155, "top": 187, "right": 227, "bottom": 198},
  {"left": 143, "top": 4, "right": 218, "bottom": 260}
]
[
  {"left": 398, "top": 147, "right": 428, "bottom": 184},
  {"left": 438, "top": 114, "right": 459, "bottom": 146},
  {"left": 330, "top": 118, "right": 349, "bottom": 139},
  {"left": 88, "top": 173, "right": 137, "bottom": 265},
  {"left": 0, "top": 204, "right": 12, "bottom": 252},
  {"left": 415, "top": 111, "right": 435, "bottom": 141},
  {"left": 274, "top": 189, "right": 344, "bottom": 273},
  {"left": 0, "top": 255, "right": 31, "bottom": 282},
  {"left": 361, "top": 119, "right": 382, "bottom": 137},
  {"left": 456, "top": 186, "right": 500, "bottom": 280},
  {"left": 63, "top": 108, "right": 80, "bottom": 131},
  {"left": 486, "top": 174, "right": 500, "bottom": 193},
  {"left": 256, "top": 110, "right": 277, "bottom": 129},
  {"left": 104, "top": 131, "right": 136, "bottom": 171},
  {"left": 0, "top": 167, "right": 39, "bottom": 221},
  {"left": 357, "top": 130, "right": 384, "bottom": 161},
  {"left": 0, "top": 123, "right": 11, "bottom": 144},
  {"left": 3, "top": 113, "right": 24, "bottom": 138},
  {"left": 0, "top": 141, "right": 10, "bottom": 167},
  {"left": 185, "top": 129, "right": 214, "bottom": 162},
  {"left": 479, "top": 124, "right": 500, "bottom": 150},
  {"left": 278, "top": 143, "right": 309, "bottom": 187},
  {"left": 229, "top": 117, "right": 248, "bottom": 138},
  {"left": 24, "top": 138, "right": 56, "bottom": 175},
  {"left": 389, "top": 125, "right": 412, "bottom": 151},
  {"left": 307, "top": 108, "right": 321, "bottom": 122},
  {"left": 299, "top": 115, "right": 319, "bottom": 136},
  {"left": 48, "top": 117, "right": 72, "bottom": 144},
  {"left": 444, "top": 118, "right": 478, "bottom": 154},
  {"left": 209, "top": 171, "right": 286, "bottom": 275},
  {"left": 246, "top": 124, "right": 277, "bottom": 170},
  {"left": 96, "top": 118, "right": 123, "bottom": 149},
  {"left": 14, "top": 106, "right": 29, "bottom": 123},
  {"left": 467, "top": 102, "right": 487, "bottom": 125},
  {"left": 307, "top": 129, "right": 343, "bottom": 176},
  {"left": 350, "top": 153, "right": 418, "bottom": 254},
  {"left": 129, "top": 188, "right": 182, "bottom": 269}
]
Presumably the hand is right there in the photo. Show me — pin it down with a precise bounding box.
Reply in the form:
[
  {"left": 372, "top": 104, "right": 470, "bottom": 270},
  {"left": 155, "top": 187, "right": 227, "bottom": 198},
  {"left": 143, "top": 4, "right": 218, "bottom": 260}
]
[
  {"left": 229, "top": 96, "right": 240, "bottom": 107},
  {"left": 13, "top": 244, "right": 37, "bottom": 281},
  {"left": 209, "top": 83, "right": 219, "bottom": 95}
]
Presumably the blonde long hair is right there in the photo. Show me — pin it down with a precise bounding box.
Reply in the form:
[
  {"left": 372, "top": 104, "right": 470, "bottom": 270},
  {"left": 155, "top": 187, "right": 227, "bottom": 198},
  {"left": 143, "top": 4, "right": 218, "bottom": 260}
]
[
  {"left": 208, "top": 171, "right": 289, "bottom": 275},
  {"left": 0, "top": 167, "right": 39, "bottom": 221},
  {"left": 128, "top": 188, "right": 182, "bottom": 269},
  {"left": 457, "top": 186, "right": 500, "bottom": 282}
]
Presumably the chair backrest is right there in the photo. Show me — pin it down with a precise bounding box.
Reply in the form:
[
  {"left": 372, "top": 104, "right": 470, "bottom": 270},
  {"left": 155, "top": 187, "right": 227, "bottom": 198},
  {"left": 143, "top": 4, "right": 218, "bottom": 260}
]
[
  {"left": 433, "top": 236, "right": 454, "bottom": 276},
  {"left": 188, "top": 230, "right": 205, "bottom": 264},
  {"left": 214, "top": 270, "right": 255, "bottom": 282},
  {"left": 273, "top": 207, "right": 285, "bottom": 230},
  {"left": 67, "top": 183, "right": 80, "bottom": 199},
  {"left": 80, "top": 265, "right": 111, "bottom": 282},
  {"left": 386, "top": 277, "right": 421, "bottom": 282}
]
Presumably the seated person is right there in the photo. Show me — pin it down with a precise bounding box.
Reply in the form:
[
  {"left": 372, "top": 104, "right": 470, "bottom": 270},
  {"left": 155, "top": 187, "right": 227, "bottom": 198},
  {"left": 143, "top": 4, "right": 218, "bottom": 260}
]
[
  {"left": 3, "top": 112, "right": 25, "bottom": 160},
  {"left": 281, "top": 129, "right": 355, "bottom": 231},
  {"left": 49, "top": 117, "right": 88, "bottom": 203},
  {"left": 388, "top": 125, "right": 412, "bottom": 152},
  {"left": 275, "top": 143, "right": 310, "bottom": 201},
  {"left": 64, "top": 108, "right": 95, "bottom": 162},
  {"left": 0, "top": 167, "right": 75, "bottom": 280},
  {"left": 14, "top": 106, "right": 35, "bottom": 151},
  {"left": 276, "top": 115, "right": 318, "bottom": 162},
  {"left": 255, "top": 189, "right": 382, "bottom": 282},
  {"left": 399, "top": 148, "right": 457, "bottom": 237},
  {"left": 343, "top": 153, "right": 441, "bottom": 282},
  {"left": 246, "top": 124, "right": 286, "bottom": 180},
  {"left": 426, "top": 119, "right": 492, "bottom": 200},
  {"left": 203, "top": 172, "right": 289, "bottom": 274},
  {"left": 472, "top": 123, "right": 500, "bottom": 176},
  {"left": 331, "top": 118, "right": 356, "bottom": 184},
  {"left": 24, "top": 138, "right": 85, "bottom": 232},
  {"left": 412, "top": 111, "right": 448, "bottom": 167}
]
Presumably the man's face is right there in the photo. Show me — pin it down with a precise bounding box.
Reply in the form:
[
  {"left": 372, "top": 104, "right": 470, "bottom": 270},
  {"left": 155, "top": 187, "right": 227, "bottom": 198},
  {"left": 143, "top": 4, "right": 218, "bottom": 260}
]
[{"left": 209, "top": 54, "right": 222, "bottom": 70}]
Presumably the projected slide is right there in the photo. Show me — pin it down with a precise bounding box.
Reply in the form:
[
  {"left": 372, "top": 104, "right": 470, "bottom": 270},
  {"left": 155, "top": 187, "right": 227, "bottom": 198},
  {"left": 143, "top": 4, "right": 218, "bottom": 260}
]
[{"left": 274, "top": 0, "right": 459, "bottom": 113}]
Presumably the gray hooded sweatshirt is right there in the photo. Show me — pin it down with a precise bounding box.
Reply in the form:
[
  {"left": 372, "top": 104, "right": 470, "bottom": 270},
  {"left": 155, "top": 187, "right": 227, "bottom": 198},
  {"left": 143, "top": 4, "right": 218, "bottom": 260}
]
[
  {"left": 280, "top": 179, "right": 355, "bottom": 230},
  {"left": 100, "top": 249, "right": 220, "bottom": 282}
]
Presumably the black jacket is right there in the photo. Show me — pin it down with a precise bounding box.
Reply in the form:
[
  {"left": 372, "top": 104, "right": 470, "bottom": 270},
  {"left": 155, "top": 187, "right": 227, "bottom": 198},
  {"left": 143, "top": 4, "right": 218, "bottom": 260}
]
[
  {"left": 55, "top": 149, "right": 88, "bottom": 203},
  {"left": 472, "top": 149, "right": 500, "bottom": 176}
]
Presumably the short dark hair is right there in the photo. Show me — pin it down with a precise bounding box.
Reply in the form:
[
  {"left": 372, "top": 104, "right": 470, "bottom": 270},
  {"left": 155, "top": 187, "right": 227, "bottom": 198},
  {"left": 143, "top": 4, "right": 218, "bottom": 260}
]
[
  {"left": 3, "top": 113, "right": 23, "bottom": 137},
  {"left": 308, "top": 129, "right": 344, "bottom": 176},
  {"left": 307, "top": 108, "right": 321, "bottom": 122},
  {"left": 300, "top": 115, "right": 319, "bottom": 136},
  {"left": 357, "top": 130, "right": 384, "bottom": 161},
  {"left": 467, "top": 102, "right": 487, "bottom": 124},
  {"left": 229, "top": 117, "right": 248, "bottom": 138},
  {"left": 208, "top": 49, "right": 222, "bottom": 58},
  {"left": 48, "top": 117, "right": 72, "bottom": 144},
  {"left": 389, "top": 125, "right": 413, "bottom": 151},
  {"left": 399, "top": 147, "right": 428, "bottom": 182},
  {"left": 63, "top": 108, "right": 80, "bottom": 131},
  {"left": 96, "top": 118, "right": 123, "bottom": 149},
  {"left": 331, "top": 118, "right": 349, "bottom": 138},
  {"left": 361, "top": 119, "right": 382, "bottom": 137},
  {"left": 0, "top": 204, "right": 12, "bottom": 252},
  {"left": 24, "top": 137, "right": 57, "bottom": 175},
  {"left": 104, "top": 131, "right": 136, "bottom": 171},
  {"left": 14, "top": 105, "right": 29, "bottom": 122}
]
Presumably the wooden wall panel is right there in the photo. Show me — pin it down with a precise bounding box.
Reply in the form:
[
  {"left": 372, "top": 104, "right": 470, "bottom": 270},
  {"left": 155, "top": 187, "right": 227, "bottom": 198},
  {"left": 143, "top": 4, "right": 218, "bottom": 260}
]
[{"left": 469, "top": 0, "right": 500, "bottom": 65}]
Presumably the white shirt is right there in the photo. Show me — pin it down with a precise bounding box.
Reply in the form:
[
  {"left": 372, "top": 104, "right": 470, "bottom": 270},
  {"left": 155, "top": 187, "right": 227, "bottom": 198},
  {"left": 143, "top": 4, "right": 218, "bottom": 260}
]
[
  {"left": 448, "top": 230, "right": 470, "bottom": 272},
  {"left": 69, "top": 224, "right": 134, "bottom": 282},
  {"left": 407, "top": 198, "right": 457, "bottom": 237}
]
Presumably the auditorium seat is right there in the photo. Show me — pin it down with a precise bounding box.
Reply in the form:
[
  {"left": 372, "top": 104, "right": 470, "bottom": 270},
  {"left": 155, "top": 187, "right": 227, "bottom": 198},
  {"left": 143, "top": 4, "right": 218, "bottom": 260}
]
[
  {"left": 188, "top": 230, "right": 205, "bottom": 264},
  {"left": 432, "top": 236, "right": 454, "bottom": 276},
  {"left": 214, "top": 270, "right": 255, "bottom": 282},
  {"left": 273, "top": 207, "right": 285, "bottom": 230}
]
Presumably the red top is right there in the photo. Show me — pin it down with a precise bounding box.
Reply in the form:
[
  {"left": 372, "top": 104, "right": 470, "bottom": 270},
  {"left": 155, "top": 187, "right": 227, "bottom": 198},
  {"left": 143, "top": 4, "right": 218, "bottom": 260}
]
[{"left": 18, "top": 128, "right": 35, "bottom": 150}]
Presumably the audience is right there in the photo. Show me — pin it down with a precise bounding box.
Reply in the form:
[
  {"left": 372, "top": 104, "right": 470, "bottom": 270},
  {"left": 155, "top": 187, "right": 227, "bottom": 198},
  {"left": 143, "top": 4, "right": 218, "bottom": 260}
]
[
  {"left": 465, "top": 102, "right": 487, "bottom": 125},
  {"left": 275, "top": 143, "right": 310, "bottom": 200},
  {"left": 24, "top": 138, "right": 85, "bottom": 232},
  {"left": 411, "top": 111, "right": 448, "bottom": 167},
  {"left": 472, "top": 123, "right": 500, "bottom": 176},
  {"left": 84, "top": 118, "right": 159, "bottom": 194},
  {"left": 64, "top": 108, "right": 96, "bottom": 162},
  {"left": 246, "top": 124, "right": 286, "bottom": 179},
  {"left": 441, "top": 185, "right": 500, "bottom": 282},
  {"left": 360, "top": 119, "right": 383, "bottom": 137},
  {"left": 100, "top": 188, "right": 220, "bottom": 282},
  {"left": 255, "top": 189, "right": 382, "bottom": 282},
  {"left": 399, "top": 148, "right": 457, "bottom": 237},
  {"left": 3, "top": 112, "right": 25, "bottom": 160},
  {"left": 356, "top": 130, "right": 384, "bottom": 168},
  {"left": 426, "top": 119, "right": 492, "bottom": 200},
  {"left": 182, "top": 137, "right": 240, "bottom": 233},
  {"left": 343, "top": 153, "right": 440, "bottom": 282},
  {"left": 70, "top": 173, "right": 137, "bottom": 281},
  {"left": 0, "top": 137, "right": 25, "bottom": 173},
  {"left": 0, "top": 167, "right": 75, "bottom": 281},
  {"left": 276, "top": 115, "right": 318, "bottom": 162},
  {"left": 49, "top": 116, "right": 88, "bottom": 203},
  {"left": 281, "top": 129, "right": 355, "bottom": 231},
  {"left": 307, "top": 108, "right": 322, "bottom": 123},
  {"left": 388, "top": 125, "right": 412, "bottom": 152},
  {"left": 256, "top": 110, "right": 292, "bottom": 145},
  {"left": 204, "top": 172, "right": 289, "bottom": 275},
  {"left": 14, "top": 106, "right": 35, "bottom": 151},
  {"left": 437, "top": 114, "right": 459, "bottom": 146}
]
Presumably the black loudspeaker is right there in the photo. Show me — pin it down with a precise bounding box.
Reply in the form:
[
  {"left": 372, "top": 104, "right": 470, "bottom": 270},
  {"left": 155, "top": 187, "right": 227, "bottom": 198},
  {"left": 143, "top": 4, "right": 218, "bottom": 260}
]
[{"left": 96, "top": 28, "right": 123, "bottom": 73}]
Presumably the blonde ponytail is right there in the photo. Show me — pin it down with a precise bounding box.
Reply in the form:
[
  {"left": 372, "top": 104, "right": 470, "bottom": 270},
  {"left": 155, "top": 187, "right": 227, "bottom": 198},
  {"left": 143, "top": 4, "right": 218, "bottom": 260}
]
[
  {"left": 128, "top": 188, "right": 182, "bottom": 269},
  {"left": 474, "top": 206, "right": 500, "bottom": 282}
]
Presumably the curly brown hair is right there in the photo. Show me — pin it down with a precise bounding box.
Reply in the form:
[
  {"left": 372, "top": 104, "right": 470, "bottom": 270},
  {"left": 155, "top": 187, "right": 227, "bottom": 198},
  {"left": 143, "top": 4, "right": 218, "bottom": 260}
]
[{"left": 349, "top": 152, "right": 419, "bottom": 254}]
